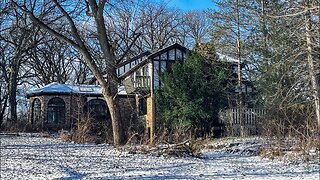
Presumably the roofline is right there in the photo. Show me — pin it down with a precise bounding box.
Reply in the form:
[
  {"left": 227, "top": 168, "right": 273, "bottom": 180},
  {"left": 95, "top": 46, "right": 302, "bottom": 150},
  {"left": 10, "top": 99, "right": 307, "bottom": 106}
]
[
  {"left": 117, "top": 51, "right": 151, "bottom": 67},
  {"left": 26, "top": 92, "right": 104, "bottom": 98},
  {"left": 148, "top": 43, "right": 189, "bottom": 59},
  {"left": 27, "top": 92, "right": 134, "bottom": 99},
  {"left": 118, "top": 58, "right": 150, "bottom": 80},
  {"left": 118, "top": 43, "right": 189, "bottom": 80}
]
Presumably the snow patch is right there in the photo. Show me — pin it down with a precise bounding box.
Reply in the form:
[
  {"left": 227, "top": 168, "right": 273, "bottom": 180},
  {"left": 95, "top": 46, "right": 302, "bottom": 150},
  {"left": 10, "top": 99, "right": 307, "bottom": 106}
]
[{"left": 1, "top": 135, "right": 319, "bottom": 179}]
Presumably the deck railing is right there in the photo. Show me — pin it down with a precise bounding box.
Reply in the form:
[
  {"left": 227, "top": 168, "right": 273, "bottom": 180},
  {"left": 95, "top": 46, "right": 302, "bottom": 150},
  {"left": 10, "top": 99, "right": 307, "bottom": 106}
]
[{"left": 221, "top": 108, "right": 266, "bottom": 125}]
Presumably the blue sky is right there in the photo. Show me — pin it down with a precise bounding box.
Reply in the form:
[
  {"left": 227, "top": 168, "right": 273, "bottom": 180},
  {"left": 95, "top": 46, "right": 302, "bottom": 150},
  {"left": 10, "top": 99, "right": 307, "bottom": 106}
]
[{"left": 167, "top": 0, "right": 215, "bottom": 11}]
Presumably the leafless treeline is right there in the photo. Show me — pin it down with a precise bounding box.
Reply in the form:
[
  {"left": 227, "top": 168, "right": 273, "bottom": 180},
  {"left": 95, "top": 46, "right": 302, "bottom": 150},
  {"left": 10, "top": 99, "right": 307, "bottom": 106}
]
[
  {"left": 0, "top": 0, "right": 212, "bottom": 144},
  {"left": 0, "top": 0, "right": 318, "bottom": 144}
]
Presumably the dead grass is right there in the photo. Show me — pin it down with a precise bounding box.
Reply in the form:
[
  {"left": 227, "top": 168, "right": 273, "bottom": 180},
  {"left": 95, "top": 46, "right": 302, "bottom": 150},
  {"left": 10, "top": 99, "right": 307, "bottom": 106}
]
[{"left": 259, "top": 137, "right": 320, "bottom": 162}]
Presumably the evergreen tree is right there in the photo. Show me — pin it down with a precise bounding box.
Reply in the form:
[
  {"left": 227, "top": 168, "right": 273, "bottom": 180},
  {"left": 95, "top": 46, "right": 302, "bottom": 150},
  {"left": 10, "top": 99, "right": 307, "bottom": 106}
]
[{"left": 156, "top": 52, "right": 229, "bottom": 139}]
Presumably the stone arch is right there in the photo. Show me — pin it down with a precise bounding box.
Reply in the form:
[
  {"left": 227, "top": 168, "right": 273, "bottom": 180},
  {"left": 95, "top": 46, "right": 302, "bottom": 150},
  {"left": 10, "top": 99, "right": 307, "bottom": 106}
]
[
  {"left": 47, "top": 97, "right": 66, "bottom": 124},
  {"left": 31, "top": 98, "right": 41, "bottom": 125},
  {"left": 84, "top": 99, "right": 109, "bottom": 118}
]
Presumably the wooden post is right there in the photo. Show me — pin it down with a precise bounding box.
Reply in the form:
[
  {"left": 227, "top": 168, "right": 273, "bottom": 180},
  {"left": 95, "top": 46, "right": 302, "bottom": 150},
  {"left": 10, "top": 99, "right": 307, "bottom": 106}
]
[{"left": 150, "top": 91, "right": 155, "bottom": 145}]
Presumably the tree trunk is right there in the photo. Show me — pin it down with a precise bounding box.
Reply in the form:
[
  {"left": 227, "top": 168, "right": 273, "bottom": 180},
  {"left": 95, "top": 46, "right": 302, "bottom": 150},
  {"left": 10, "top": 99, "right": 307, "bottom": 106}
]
[
  {"left": 81, "top": 48, "right": 126, "bottom": 146},
  {"left": 305, "top": 1, "right": 320, "bottom": 128},
  {"left": 236, "top": 0, "right": 244, "bottom": 137},
  {"left": 103, "top": 92, "right": 125, "bottom": 145},
  {"left": 0, "top": 95, "right": 8, "bottom": 125},
  {"left": 8, "top": 64, "right": 18, "bottom": 122}
]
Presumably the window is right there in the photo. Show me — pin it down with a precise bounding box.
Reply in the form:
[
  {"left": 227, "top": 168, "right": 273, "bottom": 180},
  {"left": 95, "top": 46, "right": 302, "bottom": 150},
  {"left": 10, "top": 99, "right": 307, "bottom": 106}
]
[
  {"left": 119, "top": 66, "right": 125, "bottom": 75},
  {"left": 169, "top": 49, "right": 175, "bottom": 60},
  {"left": 135, "top": 66, "right": 150, "bottom": 88},
  {"left": 176, "top": 49, "right": 182, "bottom": 60},
  {"left": 85, "top": 99, "right": 108, "bottom": 117},
  {"left": 160, "top": 61, "right": 167, "bottom": 72},
  {"left": 32, "top": 98, "right": 41, "bottom": 125},
  {"left": 125, "top": 63, "right": 130, "bottom": 72},
  {"left": 160, "top": 52, "right": 167, "bottom": 61},
  {"left": 47, "top": 97, "right": 65, "bottom": 124},
  {"left": 139, "top": 98, "right": 147, "bottom": 115},
  {"left": 153, "top": 61, "right": 159, "bottom": 88}
]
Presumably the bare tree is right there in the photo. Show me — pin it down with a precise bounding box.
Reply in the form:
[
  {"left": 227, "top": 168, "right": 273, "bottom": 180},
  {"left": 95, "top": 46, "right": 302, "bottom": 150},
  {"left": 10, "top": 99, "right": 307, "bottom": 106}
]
[
  {"left": 304, "top": 0, "right": 320, "bottom": 127},
  {"left": 247, "top": 0, "right": 319, "bottom": 136},
  {"left": 26, "top": 33, "right": 89, "bottom": 86},
  {"left": 135, "top": 1, "right": 182, "bottom": 51},
  {"left": 0, "top": 4, "right": 37, "bottom": 122},
  {"left": 209, "top": 0, "right": 255, "bottom": 136},
  {"left": 13, "top": 0, "right": 146, "bottom": 145},
  {"left": 183, "top": 10, "right": 211, "bottom": 47}
]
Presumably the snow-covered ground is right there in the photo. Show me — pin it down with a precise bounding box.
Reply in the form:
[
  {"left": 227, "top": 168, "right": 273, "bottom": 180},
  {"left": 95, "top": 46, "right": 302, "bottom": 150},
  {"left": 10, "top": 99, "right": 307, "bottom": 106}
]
[{"left": 0, "top": 134, "right": 319, "bottom": 179}]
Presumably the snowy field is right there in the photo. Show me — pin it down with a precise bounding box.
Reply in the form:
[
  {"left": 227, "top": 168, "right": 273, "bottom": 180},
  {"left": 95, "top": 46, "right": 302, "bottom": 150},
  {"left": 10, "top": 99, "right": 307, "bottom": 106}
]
[{"left": 0, "top": 134, "right": 319, "bottom": 180}]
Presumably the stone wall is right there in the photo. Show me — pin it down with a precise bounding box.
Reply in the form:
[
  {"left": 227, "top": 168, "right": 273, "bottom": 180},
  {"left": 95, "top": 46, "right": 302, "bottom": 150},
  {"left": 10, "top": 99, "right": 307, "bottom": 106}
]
[
  {"left": 28, "top": 94, "right": 137, "bottom": 132},
  {"left": 28, "top": 94, "right": 72, "bottom": 130}
]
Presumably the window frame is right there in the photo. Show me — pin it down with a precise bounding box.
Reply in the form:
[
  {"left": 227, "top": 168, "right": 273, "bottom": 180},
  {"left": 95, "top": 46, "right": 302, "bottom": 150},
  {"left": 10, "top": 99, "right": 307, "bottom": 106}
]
[{"left": 47, "top": 97, "right": 66, "bottom": 124}]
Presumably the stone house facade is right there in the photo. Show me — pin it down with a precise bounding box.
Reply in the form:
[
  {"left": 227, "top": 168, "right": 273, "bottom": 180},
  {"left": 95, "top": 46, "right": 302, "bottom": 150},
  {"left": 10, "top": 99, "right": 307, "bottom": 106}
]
[{"left": 26, "top": 83, "right": 136, "bottom": 131}]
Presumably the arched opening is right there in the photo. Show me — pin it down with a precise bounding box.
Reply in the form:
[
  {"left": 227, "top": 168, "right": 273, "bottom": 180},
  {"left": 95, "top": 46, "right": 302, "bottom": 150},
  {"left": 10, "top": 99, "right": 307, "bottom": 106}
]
[
  {"left": 83, "top": 99, "right": 110, "bottom": 141},
  {"left": 31, "top": 98, "right": 41, "bottom": 125},
  {"left": 84, "top": 99, "right": 109, "bottom": 118},
  {"left": 47, "top": 97, "right": 65, "bottom": 124}
]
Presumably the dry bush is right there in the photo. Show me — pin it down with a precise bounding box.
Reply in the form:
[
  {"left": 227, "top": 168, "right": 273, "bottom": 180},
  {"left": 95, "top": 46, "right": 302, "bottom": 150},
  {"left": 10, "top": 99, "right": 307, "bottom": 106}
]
[
  {"left": 126, "top": 139, "right": 199, "bottom": 158},
  {"left": 59, "top": 113, "right": 112, "bottom": 144},
  {"left": 259, "top": 141, "right": 285, "bottom": 160},
  {"left": 259, "top": 134, "right": 319, "bottom": 162},
  {"left": 58, "top": 130, "right": 72, "bottom": 142},
  {"left": 256, "top": 103, "right": 319, "bottom": 162},
  {"left": 0, "top": 113, "right": 33, "bottom": 132},
  {"left": 258, "top": 103, "right": 318, "bottom": 138},
  {"left": 125, "top": 115, "right": 145, "bottom": 145},
  {"left": 155, "top": 123, "right": 191, "bottom": 144}
]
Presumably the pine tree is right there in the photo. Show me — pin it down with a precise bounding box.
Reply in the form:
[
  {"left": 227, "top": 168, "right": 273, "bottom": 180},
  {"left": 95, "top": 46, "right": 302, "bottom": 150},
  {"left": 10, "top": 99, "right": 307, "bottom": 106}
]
[{"left": 156, "top": 52, "right": 229, "bottom": 139}]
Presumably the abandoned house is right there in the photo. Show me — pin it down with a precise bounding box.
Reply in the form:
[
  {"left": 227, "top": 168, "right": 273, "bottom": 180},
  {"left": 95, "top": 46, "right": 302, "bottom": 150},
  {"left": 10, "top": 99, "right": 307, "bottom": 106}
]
[
  {"left": 27, "top": 43, "right": 255, "bottom": 138},
  {"left": 26, "top": 83, "right": 135, "bottom": 131}
]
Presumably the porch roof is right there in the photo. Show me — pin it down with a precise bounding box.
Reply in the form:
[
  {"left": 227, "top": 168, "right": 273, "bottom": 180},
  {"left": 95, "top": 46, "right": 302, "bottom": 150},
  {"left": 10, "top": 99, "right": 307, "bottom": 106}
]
[{"left": 26, "top": 82, "right": 128, "bottom": 97}]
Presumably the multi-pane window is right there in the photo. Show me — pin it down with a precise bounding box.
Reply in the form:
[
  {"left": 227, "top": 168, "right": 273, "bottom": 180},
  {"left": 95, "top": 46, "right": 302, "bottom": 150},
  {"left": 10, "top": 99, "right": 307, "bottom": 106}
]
[
  {"left": 135, "top": 65, "right": 150, "bottom": 88},
  {"left": 32, "top": 98, "right": 41, "bottom": 125},
  {"left": 152, "top": 48, "right": 186, "bottom": 89},
  {"left": 47, "top": 97, "right": 65, "bottom": 124}
]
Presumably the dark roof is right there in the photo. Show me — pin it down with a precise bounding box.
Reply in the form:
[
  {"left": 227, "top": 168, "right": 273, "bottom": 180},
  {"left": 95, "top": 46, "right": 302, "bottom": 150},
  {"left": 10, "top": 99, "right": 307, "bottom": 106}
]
[
  {"left": 118, "top": 43, "right": 189, "bottom": 79},
  {"left": 118, "top": 58, "right": 150, "bottom": 80},
  {"left": 148, "top": 43, "right": 189, "bottom": 59},
  {"left": 118, "top": 51, "right": 151, "bottom": 67}
]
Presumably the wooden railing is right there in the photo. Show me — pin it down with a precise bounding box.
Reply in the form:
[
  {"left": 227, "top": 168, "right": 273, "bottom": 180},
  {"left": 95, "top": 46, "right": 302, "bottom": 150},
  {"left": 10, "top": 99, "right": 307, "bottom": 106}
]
[{"left": 221, "top": 108, "right": 266, "bottom": 125}]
